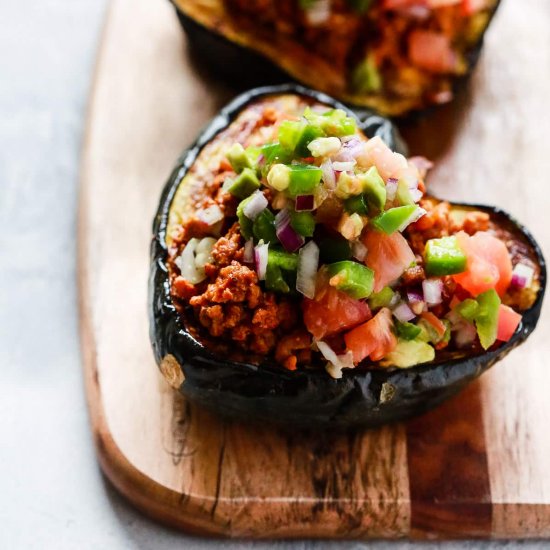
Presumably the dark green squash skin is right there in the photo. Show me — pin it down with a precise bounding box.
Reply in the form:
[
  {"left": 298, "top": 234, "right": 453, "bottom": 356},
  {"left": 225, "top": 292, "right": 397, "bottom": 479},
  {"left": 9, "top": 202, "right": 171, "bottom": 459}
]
[
  {"left": 149, "top": 85, "right": 546, "bottom": 430},
  {"left": 172, "top": 0, "right": 501, "bottom": 117}
]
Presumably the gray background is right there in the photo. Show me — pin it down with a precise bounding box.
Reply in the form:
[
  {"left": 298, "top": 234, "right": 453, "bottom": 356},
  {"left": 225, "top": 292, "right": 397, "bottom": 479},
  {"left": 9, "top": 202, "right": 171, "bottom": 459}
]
[{"left": 0, "top": 1, "right": 544, "bottom": 548}]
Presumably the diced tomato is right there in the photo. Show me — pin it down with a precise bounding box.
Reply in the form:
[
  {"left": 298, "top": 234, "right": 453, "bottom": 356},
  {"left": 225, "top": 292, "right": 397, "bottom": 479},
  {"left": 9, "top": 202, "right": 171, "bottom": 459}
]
[
  {"left": 359, "top": 136, "right": 408, "bottom": 180},
  {"left": 497, "top": 304, "right": 522, "bottom": 342},
  {"left": 420, "top": 311, "right": 447, "bottom": 338},
  {"left": 462, "top": 0, "right": 488, "bottom": 15},
  {"left": 302, "top": 285, "right": 372, "bottom": 341},
  {"left": 364, "top": 230, "right": 416, "bottom": 292},
  {"left": 344, "top": 308, "right": 397, "bottom": 364},
  {"left": 408, "top": 30, "right": 457, "bottom": 74},
  {"left": 452, "top": 231, "right": 513, "bottom": 297}
]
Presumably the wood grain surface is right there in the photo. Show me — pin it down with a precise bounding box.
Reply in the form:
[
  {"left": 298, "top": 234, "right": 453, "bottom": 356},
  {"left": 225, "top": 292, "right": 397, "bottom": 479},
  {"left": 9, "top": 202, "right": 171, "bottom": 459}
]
[{"left": 79, "top": 0, "right": 550, "bottom": 539}]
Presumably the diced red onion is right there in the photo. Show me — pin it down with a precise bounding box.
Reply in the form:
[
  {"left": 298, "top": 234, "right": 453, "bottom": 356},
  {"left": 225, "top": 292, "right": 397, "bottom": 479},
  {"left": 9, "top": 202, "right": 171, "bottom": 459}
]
[
  {"left": 408, "top": 156, "right": 433, "bottom": 178},
  {"left": 320, "top": 158, "right": 336, "bottom": 189},
  {"left": 297, "top": 240, "right": 319, "bottom": 299},
  {"left": 243, "top": 239, "right": 254, "bottom": 264},
  {"left": 407, "top": 289, "right": 424, "bottom": 304},
  {"left": 454, "top": 321, "right": 477, "bottom": 348},
  {"left": 332, "top": 160, "right": 356, "bottom": 172},
  {"left": 334, "top": 138, "right": 364, "bottom": 161},
  {"left": 275, "top": 209, "right": 305, "bottom": 252},
  {"left": 317, "top": 341, "right": 355, "bottom": 379},
  {"left": 399, "top": 5, "right": 431, "bottom": 19},
  {"left": 511, "top": 263, "right": 534, "bottom": 289},
  {"left": 254, "top": 242, "right": 268, "bottom": 280},
  {"left": 196, "top": 204, "right": 224, "bottom": 226},
  {"left": 295, "top": 194, "right": 315, "bottom": 212},
  {"left": 304, "top": 0, "right": 330, "bottom": 25},
  {"left": 397, "top": 206, "right": 426, "bottom": 232},
  {"left": 243, "top": 190, "right": 268, "bottom": 220},
  {"left": 410, "top": 189, "right": 423, "bottom": 203},
  {"left": 352, "top": 241, "right": 368, "bottom": 262},
  {"left": 386, "top": 178, "right": 398, "bottom": 201},
  {"left": 422, "top": 278, "right": 443, "bottom": 306},
  {"left": 174, "top": 238, "right": 206, "bottom": 284},
  {"left": 392, "top": 301, "right": 416, "bottom": 323}
]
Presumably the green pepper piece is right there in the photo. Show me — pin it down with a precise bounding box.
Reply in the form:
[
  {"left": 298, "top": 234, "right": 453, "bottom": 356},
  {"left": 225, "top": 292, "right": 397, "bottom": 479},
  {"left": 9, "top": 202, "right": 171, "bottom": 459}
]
[
  {"left": 268, "top": 247, "right": 299, "bottom": 272},
  {"left": 296, "top": 125, "right": 325, "bottom": 158},
  {"left": 368, "top": 286, "right": 395, "bottom": 310},
  {"left": 326, "top": 261, "right": 374, "bottom": 299},
  {"left": 253, "top": 209, "right": 278, "bottom": 244},
  {"left": 278, "top": 121, "right": 324, "bottom": 157},
  {"left": 236, "top": 197, "right": 253, "bottom": 239},
  {"left": 265, "top": 263, "right": 290, "bottom": 293},
  {"left": 455, "top": 298, "right": 479, "bottom": 322},
  {"left": 225, "top": 167, "right": 260, "bottom": 199},
  {"left": 318, "top": 237, "right": 352, "bottom": 263},
  {"left": 361, "top": 166, "right": 386, "bottom": 213},
  {"left": 474, "top": 289, "right": 501, "bottom": 350},
  {"left": 344, "top": 194, "right": 369, "bottom": 215},
  {"left": 303, "top": 107, "right": 356, "bottom": 137},
  {"left": 351, "top": 54, "right": 382, "bottom": 94},
  {"left": 287, "top": 164, "right": 322, "bottom": 197},
  {"left": 226, "top": 143, "right": 252, "bottom": 173},
  {"left": 290, "top": 211, "right": 316, "bottom": 237},
  {"left": 372, "top": 205, "right": 419, "bottom": 234},
  {"left": 396, "top": 179, "right": 414, "bottom": 206},
  {"left": 395, "top": 321, "right": 422, "bottom": 341},
  {"left": 424, "top": 236, "right": 467, "bottom": 276}
]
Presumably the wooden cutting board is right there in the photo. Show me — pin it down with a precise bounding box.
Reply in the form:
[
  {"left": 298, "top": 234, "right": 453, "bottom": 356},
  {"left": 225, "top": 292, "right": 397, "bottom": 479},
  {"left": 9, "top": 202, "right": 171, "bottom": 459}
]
[{"left": 79, "top": 0, "right": 550, "bottom": 539}]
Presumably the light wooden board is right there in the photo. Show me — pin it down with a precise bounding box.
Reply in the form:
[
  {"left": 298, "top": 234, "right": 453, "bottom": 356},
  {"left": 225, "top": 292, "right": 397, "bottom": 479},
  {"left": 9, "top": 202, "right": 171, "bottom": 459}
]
[{"left": 79, "top": 0, "right": 550, "bottom": 539}]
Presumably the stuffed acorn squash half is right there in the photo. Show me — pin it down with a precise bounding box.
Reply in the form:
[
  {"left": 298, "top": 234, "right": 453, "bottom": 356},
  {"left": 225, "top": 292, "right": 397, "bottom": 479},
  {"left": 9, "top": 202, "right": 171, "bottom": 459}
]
[
  {"left": 149, "top": 85, "right": 545, "bottom": 429},
  {"left": 172, "top": 0, "right": 500, "bottom": 116}
]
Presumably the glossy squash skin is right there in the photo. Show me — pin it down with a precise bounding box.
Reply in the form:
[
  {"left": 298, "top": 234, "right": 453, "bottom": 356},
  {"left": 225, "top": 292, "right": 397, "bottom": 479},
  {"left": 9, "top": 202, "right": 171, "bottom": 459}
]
[
  {"left": 149, "top": 85, "right": 546, "bottom": 430},
  {"left": 170, "top": 0, "right": 501, "bottom": 117}
]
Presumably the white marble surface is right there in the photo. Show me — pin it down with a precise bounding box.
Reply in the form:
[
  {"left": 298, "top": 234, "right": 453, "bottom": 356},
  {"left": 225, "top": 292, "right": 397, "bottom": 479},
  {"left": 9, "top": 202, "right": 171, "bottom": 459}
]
[{"left": 0, "top": 1, "right": 546, "bottom": 548}]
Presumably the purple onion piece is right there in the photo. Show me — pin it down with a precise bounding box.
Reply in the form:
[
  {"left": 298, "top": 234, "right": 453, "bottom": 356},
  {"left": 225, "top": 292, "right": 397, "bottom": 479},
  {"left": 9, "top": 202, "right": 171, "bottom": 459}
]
[{"left": 295, "top": 194, "right": 315, "bottom": 212}]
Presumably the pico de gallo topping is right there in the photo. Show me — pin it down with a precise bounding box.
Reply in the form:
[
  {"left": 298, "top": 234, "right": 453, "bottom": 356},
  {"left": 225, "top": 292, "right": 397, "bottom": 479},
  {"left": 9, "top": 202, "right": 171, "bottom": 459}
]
[{"left": 167, "top": 97, "right": 538, "bottom": 378}]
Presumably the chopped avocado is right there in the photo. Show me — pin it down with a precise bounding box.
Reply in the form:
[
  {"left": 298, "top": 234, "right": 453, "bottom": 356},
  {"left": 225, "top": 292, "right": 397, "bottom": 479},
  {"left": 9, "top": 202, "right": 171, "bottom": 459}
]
[
  {"left": 381, "top": 339, "right": 435, "bottom": 369},
  {"left": 474, "top": 289, "right": 501, "bottom": 350},
  {"left": 303, "top": 107, "right": 356, "bottom": 137},
  {"left": 368, "top": 286, "right": 395, "bottom": 310},
  {"left": 344, "top": 194, "right": 369, "bottom": 215},
  {"left": 424, "top": 236, "right": 467, "bottom": 276},
  {"left": 372, "top": 205, "right": 418, "bottom": 234},
  {"left": 326, "top": 261, "right": 374, "bottom": 299},
  {"left": 396, "top": 179, "right": 414, "bottom": 205},
  {"left": 226, "top": 167, "right": 260, "bottom": 199},
  {"left": 454, "top": 298, "right": 479, "bottom": 322},
  {"left": 226, "top": 143, "right": 252, "bottom": 173},
  {"left": 278, "top": 120, "right": 324, "bottom": 157}
]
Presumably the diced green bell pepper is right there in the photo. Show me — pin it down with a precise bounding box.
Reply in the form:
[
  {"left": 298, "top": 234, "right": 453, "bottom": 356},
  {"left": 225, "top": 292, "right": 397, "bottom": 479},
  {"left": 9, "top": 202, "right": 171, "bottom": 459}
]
[
  {"left": 326, "top": 260, "right": 374, "bottom": 299},
  {"left": 278, "top": 121, "right": 324, "bottom": 158},
  {"left": 287, "top": 164, "right": 322, "bottom": 197},
  {"left": 290, "top": 211, "right": 316, "bottom": 237},
  {"left": 265, "top": 263, "right": 290, "bottom": 293},
  {"left": 225, "top": 167, "right": 260, "bottom": 199},
  {"left": 361, "top": 166, "right": 386, "bottom": 213},
  {"left": 372, "top": 205, "right": 418, "bottom": 234},
  {"left": 454, "top": 298, "right": 479, "bottom": 322},
  {"left": 424, "top": 236, "right": 467, "bottom": 276},
  {"left": 265, "top": 248, "right": 299, "bottom": 294},
  {"left": 368, "top": 286, "right": 395, "bottom": 310},
  {"left": 303, "top": 107, "right": 356, "bottom": 137},
  {"left": 237, "top": 196, "right": 253, "bottom": 239},
  {"left": 318, "top": 236, "right": 352, "bottom": 263},
  {"left": 253, "top": 209, "right": 278, "bottom": 244},
  {"left": 226, "top": 143, "right": 252, "bottom": 173},
  {"left": 260, "top": 143, "right": 292, "bottom": 166},
  {"left": 474, "top": 289, "right": 501, "bottom": 350},
  {"left": 351, "top": 54, "right": 381, "bottom": 94},
  {"left": 344, "top": 194, "right": 369, "bottom": 215},
  {"left": 268, "top": 247, "right": 299, "bottom": 271},
  {"left": 395, "top": 321, "right": 422, "bottom": 341}
]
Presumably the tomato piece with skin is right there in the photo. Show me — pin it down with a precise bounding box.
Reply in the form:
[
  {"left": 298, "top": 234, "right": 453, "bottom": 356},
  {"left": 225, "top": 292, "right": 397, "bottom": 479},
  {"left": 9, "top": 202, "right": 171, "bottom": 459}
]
[
  {"left": 497, "top": 304, "right": 522, "bottom": 342},
  {"left": 302, "top": 285, "right": 372, "bottom": 341},
  {"left": 452, "top": 231, "right": 513, "bottom": 297},
  {"left": 364, "top": 230, "right": 416, "bottom": 292},
  {"left": 408, "top": 30, "right": 457, "bottom": 74},
  {"left": 344, "top": 307, "right": 397, "bottom": 364}
]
